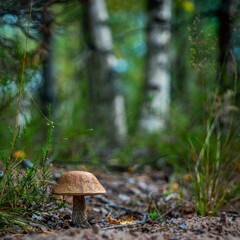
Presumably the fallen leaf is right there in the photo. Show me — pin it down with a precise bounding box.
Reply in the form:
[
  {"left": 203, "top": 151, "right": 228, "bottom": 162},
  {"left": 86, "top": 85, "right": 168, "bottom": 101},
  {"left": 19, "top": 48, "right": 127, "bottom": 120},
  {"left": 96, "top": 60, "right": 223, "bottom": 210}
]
[
  {"left": 170, "top": 182, "right": 179, "bottom": 191},
  {"left": 13, "top": 150, "right": 26, "bottom": 160},
  {"left": 119, "top": 216, "right": 134, "bottom": 225},
  {"left": 107, "top": 216, "right": 134, "bottom": 225},
  {"left": 107, "top": 216, "right": 121, "bottom": 225},
  {"left": 183, "top": 174, "right": 192, "bottom": 181}
]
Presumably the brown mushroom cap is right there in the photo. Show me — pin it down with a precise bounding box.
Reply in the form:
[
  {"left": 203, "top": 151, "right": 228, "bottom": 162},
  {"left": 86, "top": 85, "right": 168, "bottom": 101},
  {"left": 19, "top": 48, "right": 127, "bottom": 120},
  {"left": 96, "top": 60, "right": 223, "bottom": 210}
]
[{"left": 52, "top": 171, "right": 106, "bottom": 196}]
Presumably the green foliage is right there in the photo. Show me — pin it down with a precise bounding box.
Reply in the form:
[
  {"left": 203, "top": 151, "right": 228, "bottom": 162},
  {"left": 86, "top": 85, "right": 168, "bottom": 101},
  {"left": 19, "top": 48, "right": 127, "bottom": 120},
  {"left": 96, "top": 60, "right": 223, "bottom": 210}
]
[
  {"left": 0, "top": 122, "right": 53, "bottom": 234},
  {"left": 149, "top": 209, "right": 161, "bottom": 221},
  {"left": 189, "top": 108, "right": 240, "bottom": 216}
]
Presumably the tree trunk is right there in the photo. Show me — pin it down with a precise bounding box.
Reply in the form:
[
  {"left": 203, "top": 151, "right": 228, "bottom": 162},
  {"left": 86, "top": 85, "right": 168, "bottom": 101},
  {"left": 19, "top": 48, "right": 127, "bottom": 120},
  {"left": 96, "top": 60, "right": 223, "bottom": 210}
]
[
  {"left": 39, "top": 6, "right": 56, "bottom": 115},
  {"left": 139, "top": 0, "right": 172, "bottom": 133},
  {"left": 217, "top": 0, "right": 237, "bottom": 93},
  {"left": 81, "top": 0, "right": 127, "bottom": 145}
]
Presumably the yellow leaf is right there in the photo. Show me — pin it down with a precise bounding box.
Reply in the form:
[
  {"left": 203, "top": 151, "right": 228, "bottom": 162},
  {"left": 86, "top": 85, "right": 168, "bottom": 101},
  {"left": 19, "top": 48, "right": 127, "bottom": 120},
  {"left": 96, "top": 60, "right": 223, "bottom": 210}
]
[
  {"left": 13, "top": 150, "right": 26, "bottom": 160},
  {"left": 107, "top": 215, "right": 134, "bottom": 225},
  {"left": 119, "top": 215, "right": 134, "bottom": 225},
  {"left": 171, "top": 182, "right": 180, "bottom": 191},
  {"left": 183, "top": 174, "right": 192, "bottom": 181}
]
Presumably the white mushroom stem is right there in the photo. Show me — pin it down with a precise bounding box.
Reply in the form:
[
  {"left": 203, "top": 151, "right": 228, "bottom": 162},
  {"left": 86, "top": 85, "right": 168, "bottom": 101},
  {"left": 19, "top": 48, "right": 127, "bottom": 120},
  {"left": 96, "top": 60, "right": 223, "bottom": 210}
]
[{"left": 72, "top": 195, "right": 91, "bottom": 228}]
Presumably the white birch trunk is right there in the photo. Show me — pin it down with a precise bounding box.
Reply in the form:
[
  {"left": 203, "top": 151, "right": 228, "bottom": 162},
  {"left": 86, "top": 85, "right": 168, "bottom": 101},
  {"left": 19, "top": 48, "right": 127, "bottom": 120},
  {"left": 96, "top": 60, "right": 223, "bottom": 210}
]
[
  {"left": 139, "top": 0, "right": 172, "bottom": 133},
  {"left": 82, "top": 0, "right": 127, "bottom": 144}
]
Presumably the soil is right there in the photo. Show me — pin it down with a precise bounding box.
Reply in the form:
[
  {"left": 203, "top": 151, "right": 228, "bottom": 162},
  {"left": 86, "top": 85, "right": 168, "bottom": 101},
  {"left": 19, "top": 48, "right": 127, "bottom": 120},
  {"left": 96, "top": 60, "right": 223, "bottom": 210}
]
[{"left": 2, "top": 166, "right": 240, "bottom": 240}]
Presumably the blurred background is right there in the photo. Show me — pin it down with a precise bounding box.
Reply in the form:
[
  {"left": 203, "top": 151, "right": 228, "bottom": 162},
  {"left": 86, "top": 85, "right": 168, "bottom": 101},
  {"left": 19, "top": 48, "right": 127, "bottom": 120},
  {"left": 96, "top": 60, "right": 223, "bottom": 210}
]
[{"left": 0, "top": 0, "right": 240, "bottom": 173}]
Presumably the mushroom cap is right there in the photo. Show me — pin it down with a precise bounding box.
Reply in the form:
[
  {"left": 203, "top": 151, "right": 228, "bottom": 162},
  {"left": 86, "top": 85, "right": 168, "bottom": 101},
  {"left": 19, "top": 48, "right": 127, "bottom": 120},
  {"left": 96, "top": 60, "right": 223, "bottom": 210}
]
[{"left": 52, "top": 171, "right": 106, "bottom": 196}]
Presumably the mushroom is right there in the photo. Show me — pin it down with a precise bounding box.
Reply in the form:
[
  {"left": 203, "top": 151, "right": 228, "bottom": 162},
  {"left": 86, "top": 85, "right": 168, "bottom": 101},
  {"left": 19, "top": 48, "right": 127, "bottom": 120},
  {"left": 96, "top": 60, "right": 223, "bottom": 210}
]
[{"left": 52, "top": 171, "right": 106, "bottom": 228}]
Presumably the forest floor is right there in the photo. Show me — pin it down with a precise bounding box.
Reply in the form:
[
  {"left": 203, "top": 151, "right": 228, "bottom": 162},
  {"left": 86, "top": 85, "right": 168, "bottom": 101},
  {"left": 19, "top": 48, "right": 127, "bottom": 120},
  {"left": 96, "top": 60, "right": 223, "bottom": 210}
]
[{"left": 2, "top": 166, "right": 240, "bottom": 240}]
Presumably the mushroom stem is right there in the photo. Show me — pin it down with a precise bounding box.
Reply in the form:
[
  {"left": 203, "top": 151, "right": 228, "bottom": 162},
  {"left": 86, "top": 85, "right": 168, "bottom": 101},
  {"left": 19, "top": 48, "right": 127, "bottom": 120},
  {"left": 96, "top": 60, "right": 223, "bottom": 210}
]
[{"left": 72, "top": 195, "right": 91, "bottom": 228}]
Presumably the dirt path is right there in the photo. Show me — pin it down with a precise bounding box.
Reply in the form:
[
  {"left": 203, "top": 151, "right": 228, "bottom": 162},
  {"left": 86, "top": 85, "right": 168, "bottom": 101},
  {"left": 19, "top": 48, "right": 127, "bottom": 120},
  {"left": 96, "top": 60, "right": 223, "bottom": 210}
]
[
  {"left": 9, "top": 216, "right": 240, "bottom": 240},
  {"left": 3, "top": 167, "right": 240, "bottom": 240}
]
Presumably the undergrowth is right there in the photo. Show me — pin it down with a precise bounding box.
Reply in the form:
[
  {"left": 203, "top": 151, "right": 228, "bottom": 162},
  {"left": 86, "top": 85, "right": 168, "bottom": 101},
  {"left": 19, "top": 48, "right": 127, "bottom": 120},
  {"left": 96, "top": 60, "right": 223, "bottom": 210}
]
[
  {"left": 0, "top": 122, "right": 54, "bottom": 235},
  {"left": 0, "top": 2, "right": 55, "bottom": 235},
  {"left": 189, "top": 91, "right": 240, "bottom": 215}
]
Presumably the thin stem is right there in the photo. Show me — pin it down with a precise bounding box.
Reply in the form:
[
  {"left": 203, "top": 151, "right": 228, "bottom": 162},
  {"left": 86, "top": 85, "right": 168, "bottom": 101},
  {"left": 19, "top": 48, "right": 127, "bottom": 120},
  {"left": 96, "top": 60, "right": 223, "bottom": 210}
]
[
  {"left": 72, "top": 195, "right": 91, "bottom": 228},
  {"left": 12, "top": 0, "right": 33, "bottom": 151}
]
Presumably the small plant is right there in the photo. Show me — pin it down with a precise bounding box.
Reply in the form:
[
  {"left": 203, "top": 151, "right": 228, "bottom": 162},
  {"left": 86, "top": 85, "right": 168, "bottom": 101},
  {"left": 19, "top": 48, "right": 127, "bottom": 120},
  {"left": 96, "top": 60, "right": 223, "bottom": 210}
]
[
  {"left": 149, "top": 209, "right": 161, "bottom": 221},
  {"left": 0, "top": 121, "right": 54, "bottom": 235},
  {"left": 189, "top": 92, "right": 240, "bottom": 216}
]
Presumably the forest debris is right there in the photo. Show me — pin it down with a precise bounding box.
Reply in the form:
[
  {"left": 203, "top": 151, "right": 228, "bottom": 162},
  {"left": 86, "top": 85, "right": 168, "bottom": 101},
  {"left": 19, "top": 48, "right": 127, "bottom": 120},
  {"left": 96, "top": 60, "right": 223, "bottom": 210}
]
[
  {"left": 119, "top": 216, "right": 134, "bottom": 225},
  {"left": 107, "top": 216, "right": 121, "bottom": 225},
  {"left": 183, "top": 174, "right": 192, "bottom": 181},
  {"left": 178, "top": 224, "right": 188, "bottom": 230},
  {"left": 169, "top": 181, "right": 180, "bottom": 191},
  {"left": 102, "top": 218, "right": 147, "bottom": 230},
  {"left": 94, "top": 196, "right": 147, "bottom": 230},
  {"left": 138, "top": 180, "right": 148, "bottom": 190},
  {"left": 118, "top": 194, "right": 131, "bottom": 203},
  {"left": 107, "top": 216, "right": 134, "bottom": 225},
  {"left": 29, "top": 222, "right": 48, "bottom": 231}
]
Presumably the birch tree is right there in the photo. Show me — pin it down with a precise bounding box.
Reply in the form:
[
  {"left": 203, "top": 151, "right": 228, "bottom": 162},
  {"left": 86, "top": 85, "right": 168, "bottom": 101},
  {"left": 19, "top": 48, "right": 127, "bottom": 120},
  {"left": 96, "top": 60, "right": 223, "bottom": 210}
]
[
  {"left": 81, "top": 0, "right": 127, "bottom": 144},
  {"left": 139, "top": 0, "right": 172, "bottom": 133}
]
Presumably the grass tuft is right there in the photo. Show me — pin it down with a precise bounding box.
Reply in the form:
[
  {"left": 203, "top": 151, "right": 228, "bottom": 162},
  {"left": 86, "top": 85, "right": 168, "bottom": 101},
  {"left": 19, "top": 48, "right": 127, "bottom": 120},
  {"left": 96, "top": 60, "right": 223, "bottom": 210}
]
[
  {"left": 0, "top": 122, "right": 54, "bottom": 235},
  {"left": 189, "top": 91, "right": 240, "bottom": 216}
]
